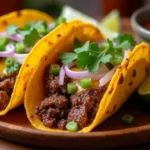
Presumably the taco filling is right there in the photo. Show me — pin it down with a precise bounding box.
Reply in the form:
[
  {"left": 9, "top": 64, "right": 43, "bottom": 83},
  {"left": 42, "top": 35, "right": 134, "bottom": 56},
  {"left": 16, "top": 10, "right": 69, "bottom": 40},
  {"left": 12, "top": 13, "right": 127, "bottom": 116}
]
[
  {"left": 35, "top": 34, "right": 136, "bottom": 131},
  {"left": 0, "top": 16, "right": 66, "bottom": 109}
]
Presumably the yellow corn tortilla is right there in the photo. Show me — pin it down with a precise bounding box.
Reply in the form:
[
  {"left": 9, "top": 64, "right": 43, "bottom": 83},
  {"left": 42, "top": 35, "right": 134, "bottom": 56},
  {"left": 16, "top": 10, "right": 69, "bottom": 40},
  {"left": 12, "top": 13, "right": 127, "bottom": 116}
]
[
  {"left": 0, "top": 9, "right": 54, "bottom": 115},
  {"left": 0, "top": 9, "right": 53, "bottom": 32},
  {"left": 24, "top": 21, "right": 150, "bottom": 133}
]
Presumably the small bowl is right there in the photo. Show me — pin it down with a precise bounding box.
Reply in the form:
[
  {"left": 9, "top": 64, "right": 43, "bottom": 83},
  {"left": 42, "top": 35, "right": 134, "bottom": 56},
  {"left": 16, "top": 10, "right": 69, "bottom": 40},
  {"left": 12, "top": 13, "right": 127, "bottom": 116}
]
[{"left": 131, "top": 6, "right": 150, "bottom": 42}]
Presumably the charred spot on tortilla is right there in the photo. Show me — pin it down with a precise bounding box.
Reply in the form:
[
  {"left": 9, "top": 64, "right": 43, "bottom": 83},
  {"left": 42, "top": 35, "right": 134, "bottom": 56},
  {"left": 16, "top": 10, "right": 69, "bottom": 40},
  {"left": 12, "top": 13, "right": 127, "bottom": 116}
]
[
  {"left": 132, "top": 69, "right": 136, "bottom": 78},
  {"left": 125, "top": 59, "right": 129, "bottom": 69},
  {"left": 145, "top": 66, "right": 149, "bottom": 74},
  {"left": 16, "top": 11, "right": 21, "bottom": 17},
  {"left": 40, "top": 55, "right": 47, "bottom": 62},
  {"left": 109, "top": 88, "right": 113, "bottom": 94},
  {"left": 113, "top": 105, "right": 117, "bottom": 112},
  {"left": 30, "top": 115, "right": 34, "bottom": 118},
  {"left": 57, "top": 34, "right": 61, "bottom": 37},
  {"left": 24, "top": 87, "right": 26, "bottom": 91},
  {"left": 48, "top": 41, "right": 53, "bottom": 46},
  {"left": 2, "top": 20, "right": 7, "bottom": 26},
  {"left": 128, "top": 81, "right": 133, "bottom": 86},
  {"left": 106, "top": 110, "right": 109, "bottom": 114},
  {"left": 118, "top": 73, "right": 124, "bottom": 84},
  {"left": 26, "top": 64, "right": 29, "bottom": 67}
]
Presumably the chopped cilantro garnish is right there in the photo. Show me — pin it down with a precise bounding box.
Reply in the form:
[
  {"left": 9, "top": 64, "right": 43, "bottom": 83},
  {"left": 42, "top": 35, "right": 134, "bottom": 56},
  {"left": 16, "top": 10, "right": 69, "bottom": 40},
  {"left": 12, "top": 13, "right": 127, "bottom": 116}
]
[
  {"left": 23, "top": 28, "right": 40, "bottom": 47},
  {"left": 6, "top": 24, "right": 19, "bottom": 36},
  {"left": 6, "top": 62, "right": 20, "bottom": 74},
  {"left": 59, "top": 33, "right": 136, "bottom": 73}
]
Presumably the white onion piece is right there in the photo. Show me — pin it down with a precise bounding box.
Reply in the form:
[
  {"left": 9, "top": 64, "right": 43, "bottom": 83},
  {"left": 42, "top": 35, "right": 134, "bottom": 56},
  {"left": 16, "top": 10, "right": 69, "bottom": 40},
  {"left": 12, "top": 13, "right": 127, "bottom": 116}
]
[
  {"left": 59, "top": 66, "right": 65, "bottom": 85},
  {"left": 48, "top": 23, "right": 55, "bottom": 29},
  {"left": 0, "top": 43, "right": 15, "bottom": 57},
  {"left": 64, "top": 62, "right": 109, "bottom": 80},
  {"left": 99, "top": 65, "right": 119, "bottom": 87},
  {"left": 123, "top": 49, "right": 131, "bottom": 60},
  {"left": 12, "top": 53, "right": 28, "bottom": 64},
  {"left": 0, "top": 32, "right": 23, "bottom": 42}
]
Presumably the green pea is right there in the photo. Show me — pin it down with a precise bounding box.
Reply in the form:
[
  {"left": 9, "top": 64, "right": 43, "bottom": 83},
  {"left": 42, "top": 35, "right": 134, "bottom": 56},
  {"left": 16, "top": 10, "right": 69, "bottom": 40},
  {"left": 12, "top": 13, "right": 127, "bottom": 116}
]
[
  {"left": 49, "top": 64, "right": 60, "bottom": 75},
  {"left": 80, "top": 78, "right": 92, "bottom": 88},
  {"left": 121, "top": 114, "right": 134, "bottom": 125},
  {"left": 67, "top": 83, "right": 77, "bottom": 94},
  {"left": 66, "top": 121, "right": 79, "bottom": 132},
  {"left": 0, "top": 37, "right": 9, "bottom": 51},
  {"left": 5, "top": 58, "right": 15, "bottom": 68},
  {"left": 15, "top": 43, "right": 25, "bottom": 53}
]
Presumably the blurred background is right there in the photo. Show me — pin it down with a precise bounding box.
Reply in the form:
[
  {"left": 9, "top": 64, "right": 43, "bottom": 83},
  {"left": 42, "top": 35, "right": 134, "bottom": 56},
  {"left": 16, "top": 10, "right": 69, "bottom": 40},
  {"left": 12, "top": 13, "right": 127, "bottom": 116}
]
[{"left": 0, "top": 0, "right": 150, "bottom": 17}]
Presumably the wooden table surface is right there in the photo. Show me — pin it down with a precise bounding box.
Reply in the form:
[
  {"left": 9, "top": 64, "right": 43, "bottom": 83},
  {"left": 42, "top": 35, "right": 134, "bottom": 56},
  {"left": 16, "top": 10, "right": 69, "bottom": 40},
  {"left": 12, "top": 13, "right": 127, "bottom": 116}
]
[{"left": 1, "top": 18, "right": 150, "bottom": 150}]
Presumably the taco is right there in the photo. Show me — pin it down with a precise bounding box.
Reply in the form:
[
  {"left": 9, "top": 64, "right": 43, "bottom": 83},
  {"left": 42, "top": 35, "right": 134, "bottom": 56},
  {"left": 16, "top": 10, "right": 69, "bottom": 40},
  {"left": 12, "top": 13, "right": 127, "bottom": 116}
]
[
  {"left": 24, "top": 20, "right": 150, "bottom": 133},
  {"left": 0, "top": 9, "right": 53, "bottom": 32},
  {"left": 0, "top": 9, "right": 57, "bottom": 115}
]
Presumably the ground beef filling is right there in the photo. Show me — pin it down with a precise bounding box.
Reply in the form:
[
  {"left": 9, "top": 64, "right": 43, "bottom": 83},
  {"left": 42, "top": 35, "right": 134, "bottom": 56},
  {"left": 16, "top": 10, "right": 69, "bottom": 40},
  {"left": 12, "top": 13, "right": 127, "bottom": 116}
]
[
  {"left": 35, "top": 74, "right": 107, "bottom": 130},
  {"left": 0, "top": 75, "right": 16, "bottom": 109}
]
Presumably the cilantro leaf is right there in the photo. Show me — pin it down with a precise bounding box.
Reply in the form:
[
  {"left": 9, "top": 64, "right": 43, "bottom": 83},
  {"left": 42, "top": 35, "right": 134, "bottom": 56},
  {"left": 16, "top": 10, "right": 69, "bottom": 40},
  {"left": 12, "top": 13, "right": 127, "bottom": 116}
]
[
  {"left": 6, "top": 62, "right": 20, "bottom": 74},
  {"left": 24, "top": 22, "right": 36, "bottom": 30},
  {"left": 114, "top": 33, "right": 136, "bottom": 49},
  {"left": 77, "top": 52, "right": 95, "bottom": 69},
  {"left": 23, "top": 28, "right": 40, "bottom": 47},
  {"left": 74, "top": 41, "right": 90, "bottom": 54},
  {"left": 72, "top": 38, "right": 83, "bottom": 50},
  {"left": 59, "top": 33, "right": 136, "bottom": 73},
  {"left": 35, "top": 20, "right": 48, "bottom": 29},
  {"left": 58, "top": 53, "right": 77, "bottom": 64},
  {"left": 6, "top": 24, "right": 19, "bottom": 36}
]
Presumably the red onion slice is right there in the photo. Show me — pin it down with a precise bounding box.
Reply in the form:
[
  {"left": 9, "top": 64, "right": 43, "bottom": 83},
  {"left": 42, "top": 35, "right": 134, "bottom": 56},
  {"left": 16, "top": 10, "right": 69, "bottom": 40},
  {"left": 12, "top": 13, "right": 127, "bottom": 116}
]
[
  {"left": 99, "top": 65, "right": 119, "bottom": 87},
  {"left": 64, "top": 62, "right": 109, "bottom": 80},
  {"left": 12, "top": 53, "right": 28, "bottom": 64},
  {"left": 0, "top": 43, "right": 15, "bottom": 57},
  {"left": 59, "top": 66, "right": 65, "bottom": 85},
  {"left": 0, "top": 32, "right": 23, "bottom": 42},
  {"left": 48, "top": 23, "right": 55, "bottom": 29}
]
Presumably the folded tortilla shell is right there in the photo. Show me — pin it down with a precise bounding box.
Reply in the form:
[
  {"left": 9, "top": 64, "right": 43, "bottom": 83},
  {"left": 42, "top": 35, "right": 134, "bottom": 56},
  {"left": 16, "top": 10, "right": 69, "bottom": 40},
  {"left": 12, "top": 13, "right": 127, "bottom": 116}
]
[{"left": 24, "top": 21, "right": 150, "bottom": 132}]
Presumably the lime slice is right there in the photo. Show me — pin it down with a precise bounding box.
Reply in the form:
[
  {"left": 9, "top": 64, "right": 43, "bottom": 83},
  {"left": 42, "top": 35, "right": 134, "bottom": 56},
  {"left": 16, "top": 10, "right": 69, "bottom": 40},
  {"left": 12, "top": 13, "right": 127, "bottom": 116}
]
[
  {"left": 138, "top": 75, "right": 150, "bottom": 104},
  {"left": 61, "top": 5, "right": 119, "bottom": 39},
  {"left": 100, "top": 10, "right": 120, "bottom": 32}
]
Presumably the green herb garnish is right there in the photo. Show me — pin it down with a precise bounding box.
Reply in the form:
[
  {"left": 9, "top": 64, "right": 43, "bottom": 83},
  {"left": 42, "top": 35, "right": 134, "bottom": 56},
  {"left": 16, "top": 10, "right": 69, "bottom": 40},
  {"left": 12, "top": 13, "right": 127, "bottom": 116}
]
[
  {"left": 6, "top": 61, "right": 20, "bottom": 74},
  {"left": 59, "top": 34, "right": 136, "bottom": 73},
  {"left": 6, "top": 24, "right": 19, "bottom": 36}
]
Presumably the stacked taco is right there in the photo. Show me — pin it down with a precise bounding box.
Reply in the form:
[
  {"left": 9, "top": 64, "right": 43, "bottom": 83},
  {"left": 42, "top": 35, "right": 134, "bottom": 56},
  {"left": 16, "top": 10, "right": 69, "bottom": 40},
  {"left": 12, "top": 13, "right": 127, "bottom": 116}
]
[
  {"left": 0, "top": 9, "right": 57, "bottom": 115},
  {"left": 24, "top": 20, "right": 150, "bottom": 133}
]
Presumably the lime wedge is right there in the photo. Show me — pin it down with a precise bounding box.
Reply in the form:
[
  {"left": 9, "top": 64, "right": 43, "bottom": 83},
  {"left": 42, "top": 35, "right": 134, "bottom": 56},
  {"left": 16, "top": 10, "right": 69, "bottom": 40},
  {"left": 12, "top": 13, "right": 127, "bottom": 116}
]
[
  {"left": 100, "top": 10, "right": 120, "bottom": 32},
  {"left": 61, "top": 5, "right": 119, "bottom": 39},
  {"left": 138, "top": 75, "right": 150, "bottom": 104}
]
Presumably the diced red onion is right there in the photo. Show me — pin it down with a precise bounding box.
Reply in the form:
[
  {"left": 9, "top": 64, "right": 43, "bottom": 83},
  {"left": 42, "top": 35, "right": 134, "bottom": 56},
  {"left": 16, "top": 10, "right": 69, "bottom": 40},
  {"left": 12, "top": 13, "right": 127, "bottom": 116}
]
[
  {"left": 48, "top": 23, "right": 55, "bottom": 29},
  {"left": 64, "top": 62, "right": 109, "bottom": 80},
  {"left": 0, "top": 43, "right": 15, "bottom": 57},
  {"left": 59, "top": 66, "right": 65, "bottom": 85},
  {"left": 99, "top": 65, "right": 119, "bottom": 87},
  {"left": 0, "top": 32, "right": 23, "bottom": 42}
]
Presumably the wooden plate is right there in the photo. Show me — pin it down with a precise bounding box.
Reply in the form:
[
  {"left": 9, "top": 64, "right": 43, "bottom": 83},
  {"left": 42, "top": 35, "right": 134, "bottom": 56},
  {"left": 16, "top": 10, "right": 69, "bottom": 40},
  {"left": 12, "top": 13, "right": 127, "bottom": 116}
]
[{"left": 0, "top": 93, "right": 150, "bottom": 149}]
